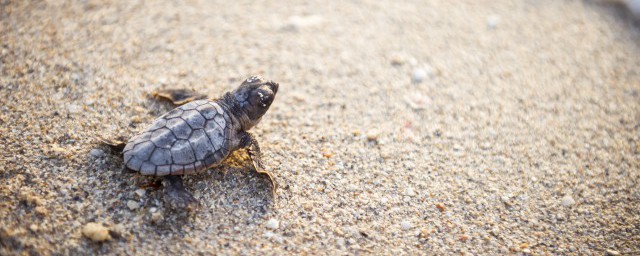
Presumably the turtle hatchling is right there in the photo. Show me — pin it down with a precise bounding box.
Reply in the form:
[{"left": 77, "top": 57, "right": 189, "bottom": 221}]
[{"left": 110, "top": 76, "right": 279, "bottom": 209}]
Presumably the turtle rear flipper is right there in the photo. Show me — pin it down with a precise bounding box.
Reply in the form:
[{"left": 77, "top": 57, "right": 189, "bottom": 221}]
[
  {"left": 152, "top": 89, "right": 208, "bottom": 106},
  {"left": 98, "top": 136, "right": 138, "bottom": 174},
  {"left": 98, "top": 136, "right": 127, "bottom": 154}
]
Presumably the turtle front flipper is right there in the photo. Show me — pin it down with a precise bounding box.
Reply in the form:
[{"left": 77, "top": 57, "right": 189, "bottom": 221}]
[
  {"left": 163, "top": 175, "right": 198, "bottom": 210},
  {"left": 238, "top": 132, "right": 277, "bottom": 197},
  {"left": 152, "top": 89, "right": 208, "bottom": 106}
]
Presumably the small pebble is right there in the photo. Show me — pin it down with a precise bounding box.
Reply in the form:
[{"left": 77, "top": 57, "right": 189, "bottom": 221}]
[
  {"left": 19, "top": 191, "right": 43, "bottom": 206},
  {"left": 82, "top": 222, "right": 111, "bottom": 242},
  {"left": 412, "top": 68, "right": 427, "bottom": 83},
  {"left": 67, "top": 104, "right": 82, "bottom": 114},
  {"left": 366, "top": 130, "right": 380, "bottom": 142},
  {"left": 265, "top": 218, "right": 280, "bottom": 230},
  {"left": 561, "top": 195, "right": 575, "bottom": 206},
  {"left": 400, "top": 221, "right": 413, "bottom": 230},
  {"left": 70, "top": 73, "right": 81, "bottom": 82},
  {"left": 283, "top": 15, "right": 324, "bottom": 30},
  {"left": 109, "top": 224, "right": 127, "bottom": 238},
  {"left": 263, "top": 231, "right": 276, "bottom": 238},
  {"left": 263, "top": 231, "right": 284, "bottom": 243},
  {"left": 126, "top": 200, "right": 140, "bottom": 210},
  {"left": 487, "top": 15, "right": 500, "bottom": 29},
  {"left": 151, "top": 211, "right": 163, "bottom": 222},
  {"left": 134, "top": 189, "right": 146, "bottom": 197},
  {"left": 133, "top": 106, "right": 147, "bottom": 113},
  {"left": 605, "top": 249, "right": 620, "bottom": 255},
  {"left": 34, "top": 206, "right": 48, "bottom": 216},
  {"left": 390, "top": 56, "right": 405, "bottom": 66},
  {"left": 404, "top": 94, "right": 429, "bottom": 110},
  {"left": 89, "top": 148, "right": 104, "bottom": 158},
  {"left": 404, "top": 187, "right": 416, "bottom": 197},
  {"left": 130, "top": 115, "right": 143, "bottom": 123}
]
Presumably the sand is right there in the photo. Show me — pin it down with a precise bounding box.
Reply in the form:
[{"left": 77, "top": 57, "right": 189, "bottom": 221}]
[{"left": 1, "top": 0, "right": 639, "bottom": 255}]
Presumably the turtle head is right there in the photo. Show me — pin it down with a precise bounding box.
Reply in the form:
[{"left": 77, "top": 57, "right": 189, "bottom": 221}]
[{"left": 230, "top": 76, "right": 279, "bottom": 130}]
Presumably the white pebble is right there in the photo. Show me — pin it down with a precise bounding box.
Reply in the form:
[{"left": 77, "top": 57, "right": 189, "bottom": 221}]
[
  {"left": 127, "top": 200, "right": 140, "bottom": 210},
  {"left": 151, "top": 211, "right": 163, "bottom": 222},
  {"left": 401, "top": 220, "right": 413, "bottom": 230},
  {"left": 263, "top": 231, "right": 276, "bottom": 238},
  {"left": 412, "top": 68, "right": 427, "bottom": 83},
  {"left": 405, "top": 187, "right": 416, "bottom": 197},
  {"left": 561, "top": 195, "right": 575, "bottom": 206},
  {"left": 606, "top": 249, "right": 621, "bottom": 256},
  {"left": 135, "top": 189, "right": 146, "bottom": 197},
  {"left": 89, "top": 148, "right": 104, "bottom": 158},
  {"left": 263, "top": 231, "right": 284, "bottom": 243},
  {"left": 265, "top": 218, "right": 280, "bottom": 230},
  {"left": 284, "top": 15, "right": 324, "bottom": 30},
  {"left": 67, "top": 104, "right": 82, "bottom": 114},
  {"left": 487, "top": 15, "right": 500, "bottom": 29}
]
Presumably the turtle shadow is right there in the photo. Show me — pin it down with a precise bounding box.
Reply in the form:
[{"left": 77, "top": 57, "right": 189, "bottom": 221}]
[
  {"left": 93, "top": 145, "right": 275, "bottom": 220},
  {"left": 146, "top": 165, "right": 275, "bottom": 234},
  {"left": 186, "top": 164, "right": 276, "bottom": 212}
]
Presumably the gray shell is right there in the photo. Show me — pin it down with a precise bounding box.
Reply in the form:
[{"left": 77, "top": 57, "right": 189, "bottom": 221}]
[{"left": 123, "top": 100, "right": 232, "bottom": 176}]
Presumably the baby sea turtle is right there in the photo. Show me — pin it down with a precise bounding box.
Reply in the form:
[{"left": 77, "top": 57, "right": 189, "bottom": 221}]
[{"left": 107, "top": 76, "right": 279, "bottom": 209}]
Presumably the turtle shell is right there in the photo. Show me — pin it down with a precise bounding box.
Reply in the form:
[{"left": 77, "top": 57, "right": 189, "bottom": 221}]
[{"left": 123, "top": 100, "right": 231, "bottom": 176}]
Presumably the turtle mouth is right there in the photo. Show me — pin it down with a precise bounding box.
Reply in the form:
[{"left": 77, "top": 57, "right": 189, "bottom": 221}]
[{"left": 266, "top": 81, "right": 279, "bottom": 94}]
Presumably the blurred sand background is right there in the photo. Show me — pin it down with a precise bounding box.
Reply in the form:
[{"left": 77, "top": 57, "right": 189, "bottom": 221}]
[{"left": 1, "top": 0, "right": 639, "bottom": 255}]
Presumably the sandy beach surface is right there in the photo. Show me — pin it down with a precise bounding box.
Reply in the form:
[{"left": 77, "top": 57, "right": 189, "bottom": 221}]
[{"left": 1, "top": 0, "right": 639, "bottom": 255}]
